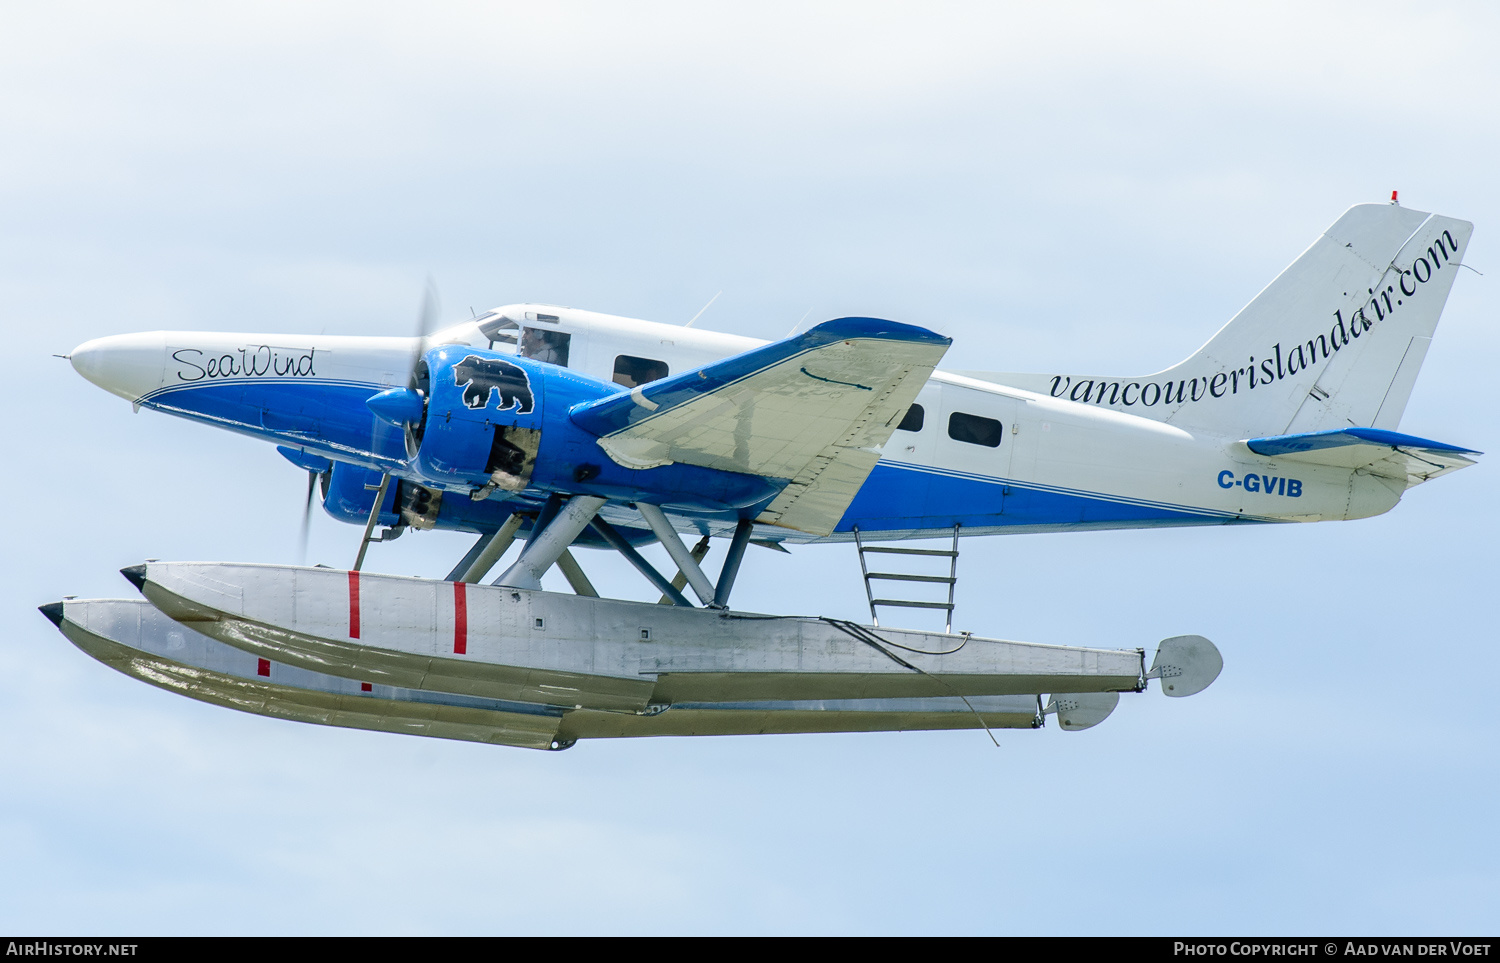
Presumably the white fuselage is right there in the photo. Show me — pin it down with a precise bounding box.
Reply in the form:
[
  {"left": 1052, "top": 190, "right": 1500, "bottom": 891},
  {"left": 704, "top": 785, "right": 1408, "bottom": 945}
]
[{"left": 69, "top": 303, "right": 1407, "bottom": 543}]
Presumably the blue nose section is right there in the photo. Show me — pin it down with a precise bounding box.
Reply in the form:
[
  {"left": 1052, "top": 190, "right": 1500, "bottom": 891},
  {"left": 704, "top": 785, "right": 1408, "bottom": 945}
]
[{"left": 366, "top": 387, "right": 425, "bottom": 426}]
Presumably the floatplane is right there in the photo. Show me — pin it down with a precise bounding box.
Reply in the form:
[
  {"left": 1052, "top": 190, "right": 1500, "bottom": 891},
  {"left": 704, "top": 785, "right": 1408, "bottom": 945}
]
[{"left": 41, "top": 199, "right": 1478, "bottom": 749}]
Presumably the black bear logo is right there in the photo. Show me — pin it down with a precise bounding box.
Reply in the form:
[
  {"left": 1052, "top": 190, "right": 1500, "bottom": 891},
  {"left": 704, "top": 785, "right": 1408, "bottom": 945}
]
[{"left": 452, "top": 355, "right": 535, "bottom": 413}]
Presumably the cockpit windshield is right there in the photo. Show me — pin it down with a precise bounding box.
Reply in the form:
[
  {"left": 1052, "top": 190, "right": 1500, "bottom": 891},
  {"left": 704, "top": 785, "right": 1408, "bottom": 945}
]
[{"left": 476, "top": 311, "right": 520, "bottom": 346}]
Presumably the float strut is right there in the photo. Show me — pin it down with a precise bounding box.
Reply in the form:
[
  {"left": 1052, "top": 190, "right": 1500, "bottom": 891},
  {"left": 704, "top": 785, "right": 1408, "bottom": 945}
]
[
  {"left": 659, "top": 536, "right": 711, "bottom": 605},
  {"left": 526, "top": 493, "right": 566, "bottom": 548},
  {"left": 493, "top": 495, "right": 607, "bottom": 590},
  {"left": 588, "top": 516, "right": 693, "bottom": 607},
  {"left": 636, "top": 503, "right": 717, "bottom": 606},
  {"left": 447, "top": 534, "right": 489, "bottom": 581},
  {"left": 448, "top": 512, "right": 524, "bottom": 583},
  {"left": 556, "top": 548, "right": 599, "bottom": 598},
  {"left": 713, "top": 518, "right": 753, "bottom": 609}
]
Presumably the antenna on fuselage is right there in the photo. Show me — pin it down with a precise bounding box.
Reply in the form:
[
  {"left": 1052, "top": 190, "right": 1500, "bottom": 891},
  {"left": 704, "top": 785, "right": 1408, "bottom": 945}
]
[{"left": 684, "top": 291, "right": 721, "bottom": 328}]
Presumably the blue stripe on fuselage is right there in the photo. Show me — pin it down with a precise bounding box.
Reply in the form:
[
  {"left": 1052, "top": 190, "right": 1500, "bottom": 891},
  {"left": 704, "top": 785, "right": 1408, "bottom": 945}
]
[
  {"left": 834, "top": 460, "right": 1268, "bottom": 537},
  {"left": 141, "top": 378, "right": 1270, "bottom": 537},
  {"left": 141, "top": 379, "right": 406, "bottom": 470}
]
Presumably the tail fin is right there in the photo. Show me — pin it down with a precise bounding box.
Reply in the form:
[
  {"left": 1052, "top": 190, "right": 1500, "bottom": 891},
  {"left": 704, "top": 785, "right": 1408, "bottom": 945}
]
[{"left": 973, "top": 203, "right": 1473, "bottom": 439}]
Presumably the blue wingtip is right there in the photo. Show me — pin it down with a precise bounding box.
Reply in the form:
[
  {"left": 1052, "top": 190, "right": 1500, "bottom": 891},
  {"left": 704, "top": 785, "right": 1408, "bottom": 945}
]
[
  {"left": 801, "top": 317, "right": 951, "bottom": 348},
  {"left": 570, "top": 315, "right": 951, "bottom": 439},
  {"left": 1247, "top": 427, "right": 1482, "bottom": 457}
]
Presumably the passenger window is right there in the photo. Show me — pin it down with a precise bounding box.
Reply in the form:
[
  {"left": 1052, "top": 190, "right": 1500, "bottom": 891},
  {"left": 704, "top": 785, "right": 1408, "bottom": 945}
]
[
  {"left": 613, "top": 355, "right": 670, "bottom": 388},
  {"left": 519, "top": 328, "right": 571, "bottom": 367},
  {"left": 896, "top": 404, "right": 924, "bottom": 432},
  {"left": 948, "top": 411, "right": 1002, "bottom": 447}
]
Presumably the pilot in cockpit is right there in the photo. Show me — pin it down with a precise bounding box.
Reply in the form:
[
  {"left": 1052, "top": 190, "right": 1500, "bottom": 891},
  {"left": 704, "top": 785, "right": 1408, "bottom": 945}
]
[{"left": 519, "top": 327, "right": 570, "bottom": 366}]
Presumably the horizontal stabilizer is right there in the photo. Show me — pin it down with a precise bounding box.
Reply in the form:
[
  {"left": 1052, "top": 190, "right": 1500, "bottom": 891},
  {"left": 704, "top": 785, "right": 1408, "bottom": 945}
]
[
  {"left": 571, "top": 318, "right": 951, "bottom": 535},
  {"left": 1243, "top": 427, "right": 1480, "bottom": 485}
]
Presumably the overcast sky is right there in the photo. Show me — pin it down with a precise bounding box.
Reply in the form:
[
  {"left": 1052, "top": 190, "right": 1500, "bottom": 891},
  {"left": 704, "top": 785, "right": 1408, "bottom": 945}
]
[{"left": 4, "top": 2, "right": 1497, "bottom": 935}]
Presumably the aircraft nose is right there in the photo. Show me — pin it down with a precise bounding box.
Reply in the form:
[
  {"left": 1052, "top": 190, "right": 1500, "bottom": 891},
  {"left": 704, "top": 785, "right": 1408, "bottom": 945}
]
[{"left": 69, "top": 332, "right": 169, "bottom": 402}]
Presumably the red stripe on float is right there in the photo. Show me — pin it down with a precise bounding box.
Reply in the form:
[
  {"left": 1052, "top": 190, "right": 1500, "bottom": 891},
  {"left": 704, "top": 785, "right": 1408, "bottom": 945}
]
[
  {"left": 257, "top": 658, "right": 270, "bottom": 677},
  {"left": 361, "top": 682, "right": 372, "bottom": 692},
  {"left": 348, "top": 570, "right": 361, "bottom": 639},
  {"left": 453, "top": 580, "right": 468, "bottom": 655}
]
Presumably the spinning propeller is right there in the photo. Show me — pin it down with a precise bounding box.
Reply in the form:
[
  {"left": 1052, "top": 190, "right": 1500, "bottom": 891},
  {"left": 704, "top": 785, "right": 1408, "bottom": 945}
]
[
  {"left": 366, "top": 279, "right": 440, "bottom": 461},
  {"left": 295, "top": 467, "right": 330, "bottom": 563},
  {"left": 349, "top": 281, "right": 443, "bottom": 568}
]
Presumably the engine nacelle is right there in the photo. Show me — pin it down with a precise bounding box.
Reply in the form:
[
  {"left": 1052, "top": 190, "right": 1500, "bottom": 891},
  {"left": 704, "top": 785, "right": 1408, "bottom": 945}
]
[
  {"left": 323, "top": 461, "right": 400, "bottom": 525},
  {"left": 320, "top": 461, "right": 512, "bottom": 534},
  {"left": 320, "top": 461, "right": 655, "bottom": 546}
]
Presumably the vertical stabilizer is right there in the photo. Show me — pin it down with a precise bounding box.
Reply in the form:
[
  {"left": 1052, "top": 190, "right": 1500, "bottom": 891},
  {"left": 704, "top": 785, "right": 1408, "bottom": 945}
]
[{"left": 973, "top": 204, "right": 1473, "bottom": 439}]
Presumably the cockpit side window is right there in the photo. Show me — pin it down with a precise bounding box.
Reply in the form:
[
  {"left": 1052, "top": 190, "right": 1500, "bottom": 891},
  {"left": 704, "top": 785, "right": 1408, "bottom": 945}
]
[
  {"left": 612, "top": 355, "right": 670, "bottom": 388},
  {"left": 520, "top": 328, "right": 571, "bottom": 367}
]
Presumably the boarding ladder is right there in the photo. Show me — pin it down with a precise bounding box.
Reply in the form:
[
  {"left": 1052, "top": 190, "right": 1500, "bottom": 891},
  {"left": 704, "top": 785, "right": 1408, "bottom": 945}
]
[{"left": 853, "top": 525, "right": 960, "bottom": 633}]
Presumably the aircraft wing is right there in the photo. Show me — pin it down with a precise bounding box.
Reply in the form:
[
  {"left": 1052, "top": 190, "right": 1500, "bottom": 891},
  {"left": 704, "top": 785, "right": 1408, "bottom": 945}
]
[
  {"left": 570, "top": 318, "right": 951, "bottom": 535},
  {"left": 1243, "top": 427, "right": 1481, "bottom": 486}
]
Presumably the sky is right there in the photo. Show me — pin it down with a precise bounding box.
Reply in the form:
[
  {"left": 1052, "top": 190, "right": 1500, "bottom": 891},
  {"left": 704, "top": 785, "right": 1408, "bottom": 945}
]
[{"left": 3, "top": 1, "right": 1498, "bottom": 935}]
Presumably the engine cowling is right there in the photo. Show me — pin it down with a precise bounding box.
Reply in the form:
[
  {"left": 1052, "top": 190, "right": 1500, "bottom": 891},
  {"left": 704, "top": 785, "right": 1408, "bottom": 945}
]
[{"left": 409, "top": 345, "right": 552, "bottom": 492}]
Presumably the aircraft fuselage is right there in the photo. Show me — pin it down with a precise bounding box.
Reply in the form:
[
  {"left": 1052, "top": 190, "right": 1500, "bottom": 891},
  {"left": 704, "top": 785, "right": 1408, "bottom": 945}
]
[{"left": 68, "top": 303, "right": 1406, "bottom": 543}]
